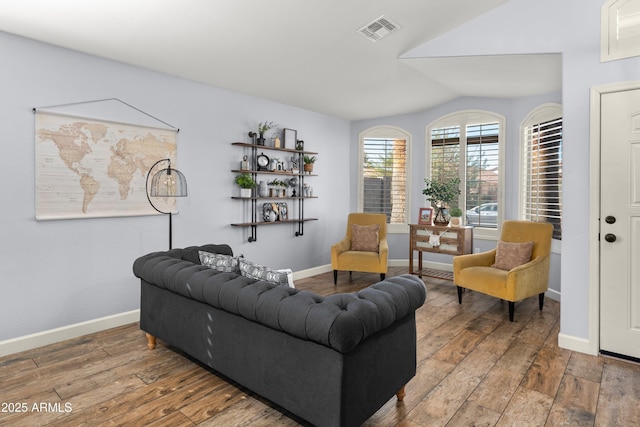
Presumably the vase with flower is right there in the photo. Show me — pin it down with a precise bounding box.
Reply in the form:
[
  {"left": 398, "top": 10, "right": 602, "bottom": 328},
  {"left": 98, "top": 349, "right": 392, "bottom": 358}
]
[{"left": 422, "top": 177, "right": 461, "bottom": 226}]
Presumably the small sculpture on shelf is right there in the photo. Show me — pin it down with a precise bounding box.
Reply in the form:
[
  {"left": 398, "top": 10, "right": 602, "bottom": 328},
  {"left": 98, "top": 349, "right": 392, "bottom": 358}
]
[
  {"left": 289, "top": 177, "right": 298, "bottom": 197},
  {"left": 289, "top": 155, "right": 299, "bottom": 174}
]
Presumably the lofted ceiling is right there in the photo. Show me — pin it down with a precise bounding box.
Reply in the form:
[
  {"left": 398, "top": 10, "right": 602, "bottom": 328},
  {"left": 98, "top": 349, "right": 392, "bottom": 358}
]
[{"left": 0, "top": 0, "right": 561, "bottom": 121}]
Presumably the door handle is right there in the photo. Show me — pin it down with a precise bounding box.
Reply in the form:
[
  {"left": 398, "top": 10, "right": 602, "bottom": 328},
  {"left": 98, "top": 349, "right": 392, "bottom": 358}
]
[{"left": 604, "top": 233, "right": 617, "bottom": 243}]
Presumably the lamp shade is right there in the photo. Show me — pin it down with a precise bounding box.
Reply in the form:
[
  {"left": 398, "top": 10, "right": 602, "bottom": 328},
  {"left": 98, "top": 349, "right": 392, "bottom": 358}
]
[{"left": 149, "top": 166, "right": 188, "bottom": 197}]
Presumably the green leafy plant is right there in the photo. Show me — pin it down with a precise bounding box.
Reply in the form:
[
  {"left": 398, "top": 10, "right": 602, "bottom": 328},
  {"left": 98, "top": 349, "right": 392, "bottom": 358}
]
[
  {"left": 422, "top": 177, "right": 461, "bottom": 206},
  {"left": 303, "top": 155, "right": 316, "bottom": 164},
  {"left": 268, "top": 178, "right": 288, "bottom": 187},
  {"left": 449, "top": 207, "right": 463, "bottom": 217},
  {"left": 234, "top": 173, "right": 257, "bottom": 189},
  {"left": 258, "top": 121, "right": 276, "bottom": 134}
]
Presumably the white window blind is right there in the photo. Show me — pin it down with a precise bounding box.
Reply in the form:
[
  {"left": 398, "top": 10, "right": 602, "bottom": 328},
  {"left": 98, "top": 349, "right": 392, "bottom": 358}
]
[
  {"left": 523, "top": 117, "right": 562, "bottom": 239},
  {"left": 362, "top": 138, "right": 407, "bottom": 224}
]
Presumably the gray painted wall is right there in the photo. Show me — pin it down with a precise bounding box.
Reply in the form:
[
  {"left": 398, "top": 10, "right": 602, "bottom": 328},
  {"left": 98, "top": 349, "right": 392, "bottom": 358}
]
[{"left": 0, "top": 31, "right": 350, "bottom": 342}]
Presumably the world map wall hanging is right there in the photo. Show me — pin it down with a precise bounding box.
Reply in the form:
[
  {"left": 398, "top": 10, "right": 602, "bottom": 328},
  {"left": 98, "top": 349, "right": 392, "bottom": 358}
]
[{"left": 34, "top": 111, "right": 177, "bottom": 220}]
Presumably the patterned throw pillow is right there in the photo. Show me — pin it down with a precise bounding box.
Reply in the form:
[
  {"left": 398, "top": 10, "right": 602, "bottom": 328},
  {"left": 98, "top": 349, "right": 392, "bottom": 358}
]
[
  {"left": 199, "top": 251, "right": 241, "bottom": 273},
  {"left": 351, "top": 223, "right": 380, "bottom": 252},
  {"left": 492, "top": 241, "right": 534, "bottom": 271},
  {"left": 238, "top": 258, "right": 295, "bottom": 288}
]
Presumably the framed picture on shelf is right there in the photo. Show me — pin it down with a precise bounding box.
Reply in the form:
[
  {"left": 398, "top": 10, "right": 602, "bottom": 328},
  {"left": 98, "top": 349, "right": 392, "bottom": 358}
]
[
  {"left": 283, "top": 128, "right": 297, "bottom": 149},
  {"left": 418, "top": 207, "right": 433, "bottom": 225}
]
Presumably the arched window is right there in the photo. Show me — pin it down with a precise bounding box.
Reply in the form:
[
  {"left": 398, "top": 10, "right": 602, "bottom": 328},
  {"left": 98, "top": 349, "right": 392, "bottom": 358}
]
[{"left": 358, "top": 126, "right": 411, "bottom": 233}]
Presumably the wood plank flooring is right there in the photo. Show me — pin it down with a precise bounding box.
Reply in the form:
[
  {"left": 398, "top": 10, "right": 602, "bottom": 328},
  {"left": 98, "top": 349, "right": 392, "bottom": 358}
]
[{"left": 1, "top": 267, "right": 639, "bottom": 426}]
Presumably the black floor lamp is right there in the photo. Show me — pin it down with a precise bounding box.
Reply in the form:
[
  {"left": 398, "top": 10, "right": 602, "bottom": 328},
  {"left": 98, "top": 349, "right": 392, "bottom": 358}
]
[{"left": 146, "top": 158, "right": 188, "bottom": 250}]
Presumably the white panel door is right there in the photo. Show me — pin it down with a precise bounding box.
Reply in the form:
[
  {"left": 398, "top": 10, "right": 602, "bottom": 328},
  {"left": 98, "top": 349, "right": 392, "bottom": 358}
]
[{"left": 600, "top": 88, "right": 640, "bottom": 359}]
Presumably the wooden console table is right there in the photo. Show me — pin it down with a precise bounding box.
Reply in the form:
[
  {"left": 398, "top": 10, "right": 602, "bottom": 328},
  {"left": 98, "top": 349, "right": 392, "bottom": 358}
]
[{"left": 409, "top": 224, "right": 473, "bottom": 280}]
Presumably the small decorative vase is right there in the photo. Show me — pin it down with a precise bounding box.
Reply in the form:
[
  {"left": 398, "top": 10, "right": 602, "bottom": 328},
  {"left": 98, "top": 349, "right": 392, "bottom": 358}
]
[
  {"left": 433, "top": 206, "right": 449, "bottom": 226},
  {"left": 268, "top": 210, "right": 277, "bottom": 222},
  {"left": 257, "top": 132, "right": 266, "bottom": 145},
  {"left": 258, "top": 181, "right": 268, "bottom": 197}
]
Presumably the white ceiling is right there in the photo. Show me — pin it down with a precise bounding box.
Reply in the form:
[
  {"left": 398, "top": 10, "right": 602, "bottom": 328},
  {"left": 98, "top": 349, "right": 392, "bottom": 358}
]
[{"left": 0, "top": 0, "right": 561, "bottom": 121}]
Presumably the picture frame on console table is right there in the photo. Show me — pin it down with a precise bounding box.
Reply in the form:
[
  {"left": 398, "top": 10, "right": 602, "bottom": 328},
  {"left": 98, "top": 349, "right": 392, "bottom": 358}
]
[
  {"left": 283, "top": 128, "right": 297, "bottom": 149},
  {"left": 418, "top": 207, "right": 433, "bottom": 225}
]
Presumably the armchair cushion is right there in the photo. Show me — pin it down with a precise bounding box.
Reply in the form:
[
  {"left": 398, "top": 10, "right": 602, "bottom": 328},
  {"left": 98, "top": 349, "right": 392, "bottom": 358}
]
[
  {"left": 492, "top": 240, "right": 534, "bottom": 271},
  {"left": 351, "top": 223, "right": 380, "bottom": 252}
]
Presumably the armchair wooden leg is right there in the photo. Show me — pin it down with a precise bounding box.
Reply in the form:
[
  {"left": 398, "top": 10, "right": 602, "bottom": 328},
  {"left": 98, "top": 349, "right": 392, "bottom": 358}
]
[
  {"left": 457, "top": 286, "right": 463, "bottom": 304},
  {"left": 333, "top": 270, "right": 337, "bottom": 285},
  {"left": 396, "top": 386, "right": 406, "bottom": 401},
  {"left": 508, "top": 302, "right": 515, "bottom": 322},
  {"left": 539, "top": 293, "right": 545, "bottom": 310},
  {"left": 146, "top": 333, "right": 157, "bottom": 350}
]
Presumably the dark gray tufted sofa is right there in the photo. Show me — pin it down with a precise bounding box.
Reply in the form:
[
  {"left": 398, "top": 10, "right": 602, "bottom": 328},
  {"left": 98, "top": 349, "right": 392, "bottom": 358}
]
[{"left": 133, "top": 244, "right": 427, "bottom": 427}]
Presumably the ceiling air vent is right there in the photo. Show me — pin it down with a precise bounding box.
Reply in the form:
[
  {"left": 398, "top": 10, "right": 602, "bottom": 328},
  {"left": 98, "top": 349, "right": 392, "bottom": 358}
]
[{"left": 358, "top": 15, "right": 400, "bottom": 42}]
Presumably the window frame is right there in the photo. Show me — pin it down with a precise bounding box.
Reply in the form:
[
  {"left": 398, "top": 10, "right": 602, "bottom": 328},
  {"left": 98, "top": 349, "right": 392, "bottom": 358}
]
[
  {"left": 520, "top": 103, "right": 562, "bottom": 254},
  {"left": 358, "top": 126, "right": 411, "bottom": 234},
  {"left": 426, "top": 110, "right": 506, "bottom": 241}
]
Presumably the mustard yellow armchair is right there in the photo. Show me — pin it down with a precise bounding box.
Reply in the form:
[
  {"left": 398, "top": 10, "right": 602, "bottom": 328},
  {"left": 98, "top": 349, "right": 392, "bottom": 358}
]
[
  {"left": 331, "top": 213, "right": 388, "bottom": 285},
  {"left": 453, "top": 220, "right": 553, "bottom": 321}
]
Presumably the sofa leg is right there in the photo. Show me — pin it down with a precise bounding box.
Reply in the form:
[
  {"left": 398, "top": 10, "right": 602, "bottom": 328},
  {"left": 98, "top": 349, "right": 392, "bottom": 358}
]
[
  {"left": 146, "top": 333, "right": 157, "bottom": 350},
  {"left": 457, "top": 286, "right": 463, "bottom": 304},
  {"left": 508, "top": 302, "right": 515, "bottom": 322},
  {"left": 380, "top": 273, "right": 385, "bottom": 281},
  {"left": 539, "top": 293, "right": 545, "bottom": 310},
  {"left": 396, "top": 386, "right": 406, "bottom": 401},
  {"left": 333, "top": 270, "right": 337, "bottom": 285}
]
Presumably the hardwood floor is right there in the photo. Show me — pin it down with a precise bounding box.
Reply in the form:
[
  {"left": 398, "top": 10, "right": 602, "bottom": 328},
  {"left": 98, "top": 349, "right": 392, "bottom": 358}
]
[{"left": 1, "top": 267, "right": 639, "bottom": 426}]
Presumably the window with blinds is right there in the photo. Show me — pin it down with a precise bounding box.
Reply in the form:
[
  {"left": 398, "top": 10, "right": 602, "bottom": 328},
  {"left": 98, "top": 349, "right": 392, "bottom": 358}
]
[
  {"left": 522, "top": 116, "right": 562, "bottom": 239},
  {"left": 430, "top": 119, "right": 501, "bottom": 229},
  {"left": 361, "top": 138, "right": 407, "bottom": 224},
  {"left": 431, "top": 126, "right": 461, "bottom": 189},
  {"left": 466, "top": 123, "right": 499, "bottom": 228}
]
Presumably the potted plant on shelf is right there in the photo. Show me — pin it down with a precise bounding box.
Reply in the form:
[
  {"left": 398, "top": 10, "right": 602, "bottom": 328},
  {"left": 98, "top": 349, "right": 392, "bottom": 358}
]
[
  {"left": 235, "top": 173, "right": 257, "bottom": 198},
  {"left": 422, "top": 177, "right": 461, "bottom": 226},
  {"left": 268, "top": 178, "right": 288, "bottom": 197},
  {"left": 257, "top": 121, "right": 276, "bottom": 145},
  {"left": 448, "top": 207, "right": 463, "bottom": 227},
  {"left": 303, "top": 155, "right": 316, "bottom": 174}
]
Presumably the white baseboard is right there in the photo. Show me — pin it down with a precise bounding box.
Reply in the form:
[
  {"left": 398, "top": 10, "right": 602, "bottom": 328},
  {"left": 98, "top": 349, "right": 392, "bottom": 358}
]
[
  {"left": 0, "top": 310, "right": 140, "bottom": 358},
  {"left": 558, "top": 332, "right": 598, "bottom": 356}
]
